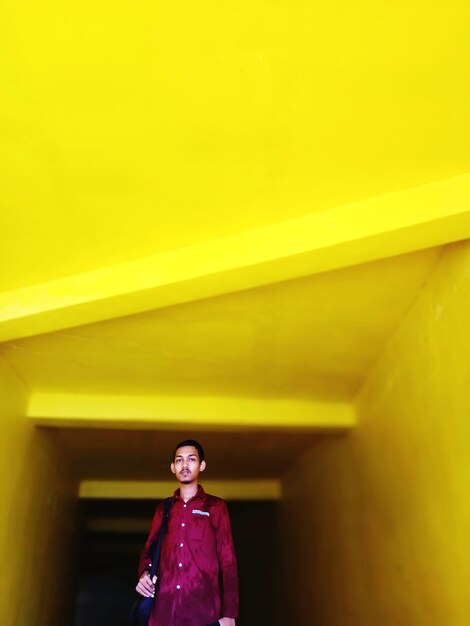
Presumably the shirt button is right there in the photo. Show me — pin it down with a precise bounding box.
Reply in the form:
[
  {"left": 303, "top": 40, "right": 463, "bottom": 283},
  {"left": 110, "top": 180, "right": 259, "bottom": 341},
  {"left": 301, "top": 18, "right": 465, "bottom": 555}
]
[
  {"left": 181, "top": 523, "right": 185, "bottom": 527},
  {"left": 178, "top": 562, "right": 183, "bottom": 567},
  {"left": 176, "top": 585, "right": 181, "bottom": 590},
  {"left": 184, "top": 504, "right": 187, "bottom": 508},
  {"left": 180, "top": 543, "right": 184, "bottom": 548}
]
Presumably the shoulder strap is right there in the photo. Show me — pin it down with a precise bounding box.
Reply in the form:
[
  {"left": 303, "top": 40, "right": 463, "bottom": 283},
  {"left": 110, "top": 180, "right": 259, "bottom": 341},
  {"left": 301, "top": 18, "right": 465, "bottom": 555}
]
[{"left": 149, "top": 497, "right": 172, "bottom": 579}]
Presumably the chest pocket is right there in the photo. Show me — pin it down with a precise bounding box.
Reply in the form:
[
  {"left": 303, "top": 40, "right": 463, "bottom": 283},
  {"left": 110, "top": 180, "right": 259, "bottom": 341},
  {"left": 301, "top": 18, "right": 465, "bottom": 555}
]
[{"left": 188, "top": 512, "right": 212, "bottom": 542}]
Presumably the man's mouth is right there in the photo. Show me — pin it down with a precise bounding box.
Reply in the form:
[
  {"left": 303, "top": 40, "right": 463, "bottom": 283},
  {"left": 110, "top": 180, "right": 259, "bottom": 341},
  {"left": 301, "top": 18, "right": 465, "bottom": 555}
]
[{"left": 180, "top": 469, "right": 190, "bottom": 476}]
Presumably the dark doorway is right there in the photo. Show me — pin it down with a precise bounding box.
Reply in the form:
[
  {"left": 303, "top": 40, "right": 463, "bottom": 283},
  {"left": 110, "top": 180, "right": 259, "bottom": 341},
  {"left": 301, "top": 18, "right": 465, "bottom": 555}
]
[{"left": 74, "top": 499, "right": 282, "bottom": 626}]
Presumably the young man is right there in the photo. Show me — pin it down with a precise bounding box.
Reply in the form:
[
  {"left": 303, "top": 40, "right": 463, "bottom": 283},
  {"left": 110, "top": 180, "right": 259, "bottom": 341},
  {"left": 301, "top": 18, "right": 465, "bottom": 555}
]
[{"left": 136, "top": 440, "right": 238, "bottom": 626}]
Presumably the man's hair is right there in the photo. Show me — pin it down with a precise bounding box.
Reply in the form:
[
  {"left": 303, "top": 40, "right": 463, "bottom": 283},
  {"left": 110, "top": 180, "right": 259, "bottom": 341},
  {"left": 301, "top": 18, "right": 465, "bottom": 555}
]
[{"left": 173, "top": 439, "right": 205, "bottom": 463}]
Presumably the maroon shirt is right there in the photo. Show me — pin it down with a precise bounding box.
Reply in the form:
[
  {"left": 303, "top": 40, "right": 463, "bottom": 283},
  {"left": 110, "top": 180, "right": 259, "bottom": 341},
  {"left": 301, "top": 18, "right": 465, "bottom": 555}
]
[{"left": 139, "top": 485, "right": 239, "bottom": 626}]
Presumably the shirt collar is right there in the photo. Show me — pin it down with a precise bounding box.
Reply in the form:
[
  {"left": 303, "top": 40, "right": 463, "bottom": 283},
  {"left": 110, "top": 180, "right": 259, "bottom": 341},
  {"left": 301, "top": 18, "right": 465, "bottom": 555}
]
[{"left": 173, "top": 484, "right": 207, "bottom": 503}]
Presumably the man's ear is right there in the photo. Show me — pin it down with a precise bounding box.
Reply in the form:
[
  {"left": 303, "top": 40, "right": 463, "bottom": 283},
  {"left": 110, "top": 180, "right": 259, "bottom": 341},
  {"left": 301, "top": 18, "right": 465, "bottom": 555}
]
[
  {"left": 170, "top": 462, "right": 176, "bottom": 475},
  {"left": 200, "top": 460, "right": 206, "bottom": 472}
]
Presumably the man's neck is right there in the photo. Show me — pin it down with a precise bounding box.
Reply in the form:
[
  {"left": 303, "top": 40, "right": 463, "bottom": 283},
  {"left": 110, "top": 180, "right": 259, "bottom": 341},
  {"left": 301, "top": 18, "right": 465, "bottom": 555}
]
[{"left": 179, "top": 481, "right": 199, "bottom": 502}]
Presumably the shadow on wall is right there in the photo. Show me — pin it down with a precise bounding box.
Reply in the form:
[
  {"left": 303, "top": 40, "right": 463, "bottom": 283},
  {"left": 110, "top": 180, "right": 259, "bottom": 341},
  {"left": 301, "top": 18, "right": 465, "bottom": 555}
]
[{"left": 73, "top": 500, "right": 282, "bottom": 626}]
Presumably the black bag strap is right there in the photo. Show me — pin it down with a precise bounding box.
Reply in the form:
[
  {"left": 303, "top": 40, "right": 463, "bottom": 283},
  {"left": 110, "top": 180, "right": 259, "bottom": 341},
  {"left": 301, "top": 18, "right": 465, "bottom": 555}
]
[{"left": 149, "top": 496, "right": 172, "bottom": 579}]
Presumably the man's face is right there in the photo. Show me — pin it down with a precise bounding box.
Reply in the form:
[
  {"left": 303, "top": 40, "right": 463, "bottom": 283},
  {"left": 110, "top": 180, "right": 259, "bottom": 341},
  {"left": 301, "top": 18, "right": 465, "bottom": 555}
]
[{"left": 171, "top": 445, "right": 206, "bottom": 484}]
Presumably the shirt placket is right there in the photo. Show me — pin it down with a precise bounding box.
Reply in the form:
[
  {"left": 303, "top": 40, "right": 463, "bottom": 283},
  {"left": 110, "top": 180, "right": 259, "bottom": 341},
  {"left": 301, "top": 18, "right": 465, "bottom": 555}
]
[{"left": 175, "top": 498, "right": 192, "bottom": 594}]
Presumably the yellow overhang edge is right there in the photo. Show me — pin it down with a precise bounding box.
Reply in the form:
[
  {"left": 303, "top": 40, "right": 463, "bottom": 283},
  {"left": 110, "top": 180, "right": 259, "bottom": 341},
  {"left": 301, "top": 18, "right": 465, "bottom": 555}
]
[
  {"left": 2, "top": 173, "right": 469, "bottom": 342},
  {"left": 28, "top": 392, "right": 356, "bottom": 430},
  {"left": 79, "top": 479, "right": 282, "bottom": 500}
]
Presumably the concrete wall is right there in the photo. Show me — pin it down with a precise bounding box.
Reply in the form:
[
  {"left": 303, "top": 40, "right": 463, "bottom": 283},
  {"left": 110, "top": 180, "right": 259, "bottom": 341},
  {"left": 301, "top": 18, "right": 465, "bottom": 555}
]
[
  {"left": 0, "top": 352, "right": 78, "bottom": 625},
  {"left": 281, "top": 240, "right": 470, "bottom": 625}
]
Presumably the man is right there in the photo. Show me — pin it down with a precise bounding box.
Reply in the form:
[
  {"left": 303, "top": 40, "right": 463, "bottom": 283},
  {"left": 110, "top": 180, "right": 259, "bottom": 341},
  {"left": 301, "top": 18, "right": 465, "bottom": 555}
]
[{"left": 136, "top": 439, "right": 238, "bottom": 626}]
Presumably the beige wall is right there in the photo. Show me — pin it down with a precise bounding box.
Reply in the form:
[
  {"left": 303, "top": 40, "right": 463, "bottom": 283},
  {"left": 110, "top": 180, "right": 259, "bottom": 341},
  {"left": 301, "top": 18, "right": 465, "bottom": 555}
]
[
  {"left": 281, "top": 240, "right": 470, "bottom": 625},
  {"left": 0, "top": 353, "right": 78, "bottom": 626}
]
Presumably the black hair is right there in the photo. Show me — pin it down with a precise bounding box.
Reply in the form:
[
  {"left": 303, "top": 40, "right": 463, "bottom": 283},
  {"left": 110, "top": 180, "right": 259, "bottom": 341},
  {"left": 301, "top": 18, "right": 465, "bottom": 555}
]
[{"left": 173, "top": 439, "right": 205, "bottom": 463}]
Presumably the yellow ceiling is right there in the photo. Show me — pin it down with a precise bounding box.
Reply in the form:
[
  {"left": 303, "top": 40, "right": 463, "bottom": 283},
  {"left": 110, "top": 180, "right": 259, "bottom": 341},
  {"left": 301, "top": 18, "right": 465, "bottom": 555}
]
[
  {"left": 3, "top": 248, "right": 440, "bottom": 399},
  {"left": 52, "top": 429, "right": 325, "bottom": 481},
  {"left": 1, "top": 0, "right": 469, "bottom": 291}
]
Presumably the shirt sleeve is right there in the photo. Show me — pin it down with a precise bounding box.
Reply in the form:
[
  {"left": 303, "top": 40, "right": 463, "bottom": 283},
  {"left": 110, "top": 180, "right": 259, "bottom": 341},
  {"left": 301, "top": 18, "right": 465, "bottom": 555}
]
[
  {"left": 138, "top": 501, "right": 164, "bottom": 578},
  {"left": 214, "top": 499, "right": 239, "bottom": 618}
]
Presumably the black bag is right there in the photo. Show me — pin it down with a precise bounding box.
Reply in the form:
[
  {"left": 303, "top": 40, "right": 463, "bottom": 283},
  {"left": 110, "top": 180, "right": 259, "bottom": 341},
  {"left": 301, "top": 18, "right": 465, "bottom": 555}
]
[{"left": 129, "top": 497, "right": 173, "bottom": 626}]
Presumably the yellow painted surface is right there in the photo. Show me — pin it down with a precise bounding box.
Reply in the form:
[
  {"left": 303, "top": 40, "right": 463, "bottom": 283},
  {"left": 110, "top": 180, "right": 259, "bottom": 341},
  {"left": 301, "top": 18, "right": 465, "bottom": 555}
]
[
  {"left": 79, "top": 479, "right": 281, "bottom": 500},
  {"left": 0, "top": 352, "right": 78, "bottom": 625},
  {"left": 28, "top": 392, "right": 355, "bottom": 430},
  {"left": 281, "top": 240, "right": 470, "bottom": 624},
  {"left": 4, "top": 248, "right": 439, "bottom": 401},
  {"left": 1, "top": 0, "right": 469, "bottom": 293},
  {"left": 1, "top": 174, "right": 469, "bottom": 342},
  {"left": 1, "top": 0, "right": 469, "bottom": 619}
]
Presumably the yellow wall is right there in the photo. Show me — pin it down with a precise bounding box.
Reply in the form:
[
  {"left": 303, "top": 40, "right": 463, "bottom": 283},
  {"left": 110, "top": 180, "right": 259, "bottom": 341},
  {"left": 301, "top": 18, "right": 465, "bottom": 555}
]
[
  {"left": 0, "top": 353, "right": 78, "bottom": 625},
  {"left": 281, "top": 240, "right": 470, "bottom": 625}
]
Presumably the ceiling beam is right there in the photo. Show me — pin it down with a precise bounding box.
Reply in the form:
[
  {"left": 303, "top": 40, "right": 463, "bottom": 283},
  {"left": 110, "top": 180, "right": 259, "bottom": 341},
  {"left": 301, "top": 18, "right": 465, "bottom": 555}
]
[
  {"left": 2, "top": 174, "right": 469, "bottom": 343},
  {"left": 28, "top": 392, "right": 356, "bottom": 431},
  {"left": 79, "top": 479, "right": 282, "bottom": 501}
]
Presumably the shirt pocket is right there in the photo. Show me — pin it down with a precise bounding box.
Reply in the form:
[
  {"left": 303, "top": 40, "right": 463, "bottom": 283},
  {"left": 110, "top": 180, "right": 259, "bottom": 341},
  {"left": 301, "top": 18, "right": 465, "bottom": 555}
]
[{"left": 188, "top": 514, "right": 211, "bottom": 542}]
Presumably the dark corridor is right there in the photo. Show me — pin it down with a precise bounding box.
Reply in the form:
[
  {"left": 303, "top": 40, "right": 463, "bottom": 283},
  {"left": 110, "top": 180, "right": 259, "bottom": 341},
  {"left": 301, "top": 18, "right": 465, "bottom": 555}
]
[{"left": 73, "top": 499, "right": 282, "bottom": 626}]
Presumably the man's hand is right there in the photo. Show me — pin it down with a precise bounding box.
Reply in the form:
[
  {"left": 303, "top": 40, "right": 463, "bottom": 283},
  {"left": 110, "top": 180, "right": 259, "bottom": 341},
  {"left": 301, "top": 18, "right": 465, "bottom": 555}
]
[
  {"left": 218, "top": 619, "right": 235, "bottom": 626},
  {"left": 136, "top": 571, "right": 157, "bottom": 598}
]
